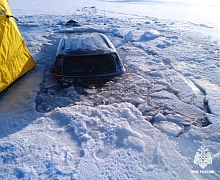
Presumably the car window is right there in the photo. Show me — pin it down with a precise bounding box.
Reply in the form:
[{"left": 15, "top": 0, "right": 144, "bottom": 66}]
[{"left": 62, "top": 54, "right": 116, "bottom": 76}]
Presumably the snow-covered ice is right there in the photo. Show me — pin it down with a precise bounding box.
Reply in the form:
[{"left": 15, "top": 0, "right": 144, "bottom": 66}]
[{"left": 0, "top": 0, "right": 220, "bottom": 179}]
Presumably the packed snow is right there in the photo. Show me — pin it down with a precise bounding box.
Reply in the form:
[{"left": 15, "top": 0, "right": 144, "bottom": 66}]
[
  {"left": 60, "top": 33, "right": 114, "bottom": 52},
  {"left": 0, "top": 0, "right": 220, "bottom": 179}
]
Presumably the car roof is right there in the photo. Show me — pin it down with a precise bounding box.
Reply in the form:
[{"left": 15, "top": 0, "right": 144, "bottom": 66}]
[{"left": 57, "top": 32, "right": 117, "bottom": 56}]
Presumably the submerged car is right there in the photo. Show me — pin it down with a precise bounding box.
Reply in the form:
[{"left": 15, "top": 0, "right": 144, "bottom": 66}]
[{"left": 52, "top": 32, "right": 125, "bottom": 85}]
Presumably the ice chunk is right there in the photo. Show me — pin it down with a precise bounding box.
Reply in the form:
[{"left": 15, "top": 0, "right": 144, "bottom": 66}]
[
  {"left": 166, "top": 114, "right": 191, "bottom": 126},
  {"left": 116, "top": 121, "right": 135, "bottom": 136},
  {"left": 137, "top": 102, "right": 151, "bottom": 113},
  {"left": 124, "top": 31, "right": 133, "bottom": 42},
  {"left": 124, "top": 97, "right": 145, "bottom": 106},
  {"left": 140, "top": 30, "right": 161, "bottom": 41},
  {"left": 154, "top": 113, "right": 167, "bottom": 122},
  {"left": 124, "top": 136, "right": 145, "bottom": 152},
  {"left": 122, "top": 108, "right": 140, "bottom": 122},
  {"left": 154, "top": 121, "right": 182, "bottom": 136}
]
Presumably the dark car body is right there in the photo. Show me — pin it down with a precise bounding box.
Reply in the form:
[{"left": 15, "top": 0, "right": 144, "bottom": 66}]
[{"left": 52, "top": 32, "right": 125, "bottom": 85}]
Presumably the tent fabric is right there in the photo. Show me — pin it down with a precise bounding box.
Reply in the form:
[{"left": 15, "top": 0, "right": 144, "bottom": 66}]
[{"left": 0, "top": 0, "right": 36, "bottom": 92}]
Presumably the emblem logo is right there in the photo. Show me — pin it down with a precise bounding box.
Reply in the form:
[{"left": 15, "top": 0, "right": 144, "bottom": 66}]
[{"left": 194, "top": 146, "right": 212, "bottom": 169}]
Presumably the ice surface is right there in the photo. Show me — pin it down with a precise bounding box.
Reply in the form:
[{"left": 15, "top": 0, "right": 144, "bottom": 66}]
[
  {"left": 152, "top": 142, "right": 166, "bottom": 166},
  {"left": 0, "top": 0, "right": 220, "bottom": 179},
  {"left": 200, "top": 81, "right": 220, "bottom": 116},
  {"left": 213, "top": 152, "right": 220, "bottom": 171}
]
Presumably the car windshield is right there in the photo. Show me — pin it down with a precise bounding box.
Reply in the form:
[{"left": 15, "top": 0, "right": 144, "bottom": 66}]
[{"left": 62, "top": 54, "right": 116, "bottom": 76}]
